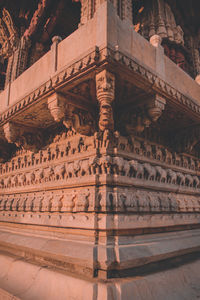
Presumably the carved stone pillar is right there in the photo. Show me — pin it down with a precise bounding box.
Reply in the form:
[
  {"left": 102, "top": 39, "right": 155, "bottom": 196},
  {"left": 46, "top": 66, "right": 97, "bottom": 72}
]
[{"left": 96, "top": 70, "right": 115, "bottom": 131}]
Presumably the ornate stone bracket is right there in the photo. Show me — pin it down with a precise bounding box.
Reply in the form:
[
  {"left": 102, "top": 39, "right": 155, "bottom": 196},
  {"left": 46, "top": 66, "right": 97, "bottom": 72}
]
[
  {"left": 3, "top": 122, "right": 43, "bottom": 152},
  {"left": 47, "top": 93, "right": 95, "bottom": 136},
  {"left": 124, "top": 94, "right": 166, "bottom": 134},
  {"left": 96, "top": 70, "right": 115, "bottom": 132}
]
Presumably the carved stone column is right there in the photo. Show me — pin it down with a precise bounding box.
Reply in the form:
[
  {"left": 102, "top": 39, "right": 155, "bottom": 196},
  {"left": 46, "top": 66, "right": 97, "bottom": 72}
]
[{"left": 96, "top": 70, "right": 115, "bottom": 131}]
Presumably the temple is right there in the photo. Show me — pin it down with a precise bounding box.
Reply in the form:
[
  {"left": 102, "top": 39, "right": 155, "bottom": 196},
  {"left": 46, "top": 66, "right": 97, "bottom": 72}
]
[{"left": 0, "top": 0, "right": 200, "bottom": 299}]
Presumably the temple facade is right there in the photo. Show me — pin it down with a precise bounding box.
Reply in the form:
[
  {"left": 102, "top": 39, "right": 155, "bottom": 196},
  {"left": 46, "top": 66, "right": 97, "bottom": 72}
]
[{"left": 0, "top": 0, "right": 200, "bottom": 299}]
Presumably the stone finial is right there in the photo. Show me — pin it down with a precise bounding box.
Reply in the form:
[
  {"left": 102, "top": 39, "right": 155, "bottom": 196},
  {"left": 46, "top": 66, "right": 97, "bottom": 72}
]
[
  {"left": 150, "top": 35, "right": 162, "bottom": 48},
  {"left": 52, "top": 36, "right": 62, "bottom": 45}
]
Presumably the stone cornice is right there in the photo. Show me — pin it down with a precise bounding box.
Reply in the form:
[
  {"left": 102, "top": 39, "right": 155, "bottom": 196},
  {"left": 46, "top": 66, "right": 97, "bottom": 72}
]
[{"left": 0, "top": 46, "right": 200, "bottom": 128}]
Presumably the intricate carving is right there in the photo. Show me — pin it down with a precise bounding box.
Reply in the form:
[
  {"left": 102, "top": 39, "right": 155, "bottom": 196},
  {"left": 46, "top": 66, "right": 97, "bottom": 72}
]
[
  {"left": 48, "top": 93, "right": 95, "bottom": 135},
  {"left": 3, "top": 122, "right": 43, "bottom": 152},
  {"left": 0, "top": 8, "right": 19, "bottom": 59},
  {"left": 135, "top": 0, "right": 184, "bottom": 45},
  {"left": 96, "top": 70, "right": 115, "bottom": 131},
  {"left": 124, "top": 94, "right": 166, "bottom": 133}
]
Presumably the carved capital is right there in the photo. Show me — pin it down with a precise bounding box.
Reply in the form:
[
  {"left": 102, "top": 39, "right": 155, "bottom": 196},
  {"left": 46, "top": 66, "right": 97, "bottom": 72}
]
[
  {"left": 48, "top": 93, "right": 65, "bottom": 122},
  {"left": 96, "top": 70, "right": 115, "bottom": 131},
  {"left": 147, "top": 94, "right": 166, "bottom": 122}
]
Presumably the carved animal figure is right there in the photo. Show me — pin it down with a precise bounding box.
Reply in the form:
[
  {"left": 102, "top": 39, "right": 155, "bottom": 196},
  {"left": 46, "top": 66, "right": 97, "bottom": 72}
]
[
  {"left": 155, "top": 166, "right": 167, "bottom": 183},
  {"left": 11, "top": 175, "right": 18, "bottom": 187},
  {"left": 34, "top": 169, "right": 44, "bottom": 183},
  {"left": 99, "top": 155, "right": 112, "bottom": 174},
  {"left": 4, "top": 177, "right": 11, "bottom": 188},
  {"left": 181, "top": 156, "right": 189, "bottom": 168},
  {"left": 164, "top": 149, "right": 173, "bottom": 164},
  {"left": 18, "top": 174, "right": 26, "bottom": 186},
  {"left": 143, "top": 142, "right": 152, "bottom": 158},
  {"left": 166, "top": 169, "right": 177, "bottom": 184},
  {"left": 113, "top": 157, "right": 130, "bottom": 176},
  {"left": 176, "top": 172, "right": 185, "bottom": 186},
  {"left": 88, "top": 156, "right": 99, "bottom": 175},
  {"left": 143, "top": 163, "right": 156, "bottom": 180},
  {"left": 66, "top": 161, "right": 80, "bottom": 178},
  {"left": 130, "top": 160, "right": 144, "bottom": 178},
  {"left": 154, "top": 145, "right": 163, "bottom": 161},
  {"left": 193, "top": 176, "right": 200, "bottom": 188},
  {"left": 189, "top": 157, "right": 196, "bottom": 170},
  {"left": 114, "top": 131, "right": 129, "bottom": 151},
  {"left": 26, "top": 172, "right": 35, "bottom": 185},
  {"left": 185, "top": 174, "right": 194, "bottom": 187},
  {"left": 79, "top": 159, "right": 90, "bottom": 176},
  {"left": 174, "top": 153, "right": 181, "bottom": 166},
  {"left": 131, "top": 137, "right": 142, "bottom": 155},
  {"left": 43, "top": 167, "right": 54, "bottom": 182},
  {"left": 54, "top": 164, "right": 66, "bottom": 180}
]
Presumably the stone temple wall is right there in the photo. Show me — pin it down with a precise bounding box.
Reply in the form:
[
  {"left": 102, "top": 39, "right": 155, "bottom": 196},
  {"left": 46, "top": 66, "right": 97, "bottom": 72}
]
[{"left": 0, "top": 1, "right": 200, "bottom": 299}]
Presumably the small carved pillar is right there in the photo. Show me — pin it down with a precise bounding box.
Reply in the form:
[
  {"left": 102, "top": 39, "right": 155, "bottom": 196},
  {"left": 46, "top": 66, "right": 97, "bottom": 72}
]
[
  {"left": 96, "top": 70, "right": 115, "bottom": 131},
  {"left": 51, "top": 36, "right": 62, "bottom": 73}
]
